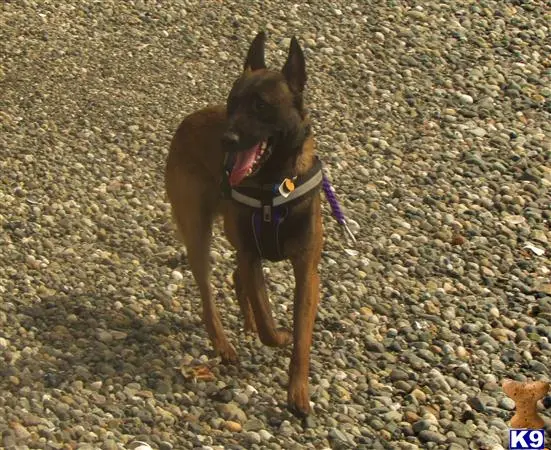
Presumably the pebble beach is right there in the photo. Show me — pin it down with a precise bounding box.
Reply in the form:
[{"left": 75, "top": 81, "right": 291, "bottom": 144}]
[{"left": 1, "top": 1, "right": 550, "bottom": 449}]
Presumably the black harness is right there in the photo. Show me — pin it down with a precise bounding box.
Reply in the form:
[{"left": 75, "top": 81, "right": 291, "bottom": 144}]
[{"left": 221, "top": 157, "right": 323, "bottom": 261}]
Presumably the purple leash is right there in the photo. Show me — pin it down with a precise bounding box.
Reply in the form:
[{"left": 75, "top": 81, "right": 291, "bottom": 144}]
[{"left": 321, "top": 172, "right": 357, "bottom": 244}]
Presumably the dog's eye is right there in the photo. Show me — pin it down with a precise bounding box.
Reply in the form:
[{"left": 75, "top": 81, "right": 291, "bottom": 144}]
[{"left": 253, "top": 95, "right": 269, "bottom": 113}]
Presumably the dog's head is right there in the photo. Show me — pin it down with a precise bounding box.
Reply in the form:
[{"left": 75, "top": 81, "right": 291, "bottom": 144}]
[{"left": 223, "top": 32, "right": 310, "bottom": 186}]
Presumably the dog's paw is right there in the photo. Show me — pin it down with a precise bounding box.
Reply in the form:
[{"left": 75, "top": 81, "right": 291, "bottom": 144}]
[
  {"left": 257, "top": 327, "right": 292, "bottom": 347},
  {"left": 218, "top": 344, "right": 239, "bottom": 365},
  {"left": 276, "top": 328, "right": 293, "bottom": 347},
  {"left": 242, "top": 319, "right": 257, "bottom": 334},
  {"left": 287, "top": 380, "right": 311, "bottom": 418}
]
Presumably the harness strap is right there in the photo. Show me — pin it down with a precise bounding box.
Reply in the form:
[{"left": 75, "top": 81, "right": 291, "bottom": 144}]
[
  {"left": 252, "top": 206, "right": 288, "bottom": 260},
  {"left": 228, "top": 157, "right": 323, "bottom": 261},
  {"left": 230, "top": 158, "right": 323, "bottom": 208}
]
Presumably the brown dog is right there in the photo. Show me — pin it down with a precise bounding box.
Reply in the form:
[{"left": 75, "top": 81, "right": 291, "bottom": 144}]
[{"left": 165, "top": 32, "right": 323, "bottom": 417}]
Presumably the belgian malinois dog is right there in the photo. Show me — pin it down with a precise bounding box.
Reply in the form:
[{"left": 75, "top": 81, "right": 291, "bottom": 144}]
[{"left": 165, "top": 32, "right": 322, "bottom": 417}]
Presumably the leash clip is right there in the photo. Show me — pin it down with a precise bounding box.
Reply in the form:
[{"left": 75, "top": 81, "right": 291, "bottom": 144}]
[{"left": 342, "top": 221, "right": 357, "bottom": 245}]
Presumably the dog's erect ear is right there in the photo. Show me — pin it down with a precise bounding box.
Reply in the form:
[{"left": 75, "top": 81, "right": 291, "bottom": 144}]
[
  {"left": 282, "top": 37, "right": 306, "bottom": 94},
  {"left": 243, "top": 31, "right": 267, "bottom": 72}
]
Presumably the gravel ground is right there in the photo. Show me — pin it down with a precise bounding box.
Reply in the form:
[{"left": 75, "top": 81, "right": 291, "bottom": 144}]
[{"left": 1, "top": 1, "right": 550, "bottom": 449}]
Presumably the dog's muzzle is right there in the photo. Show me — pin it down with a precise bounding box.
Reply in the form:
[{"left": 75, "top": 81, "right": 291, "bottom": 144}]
[{"left": 221, "top": 131, "right": 241, "bottom": 152}]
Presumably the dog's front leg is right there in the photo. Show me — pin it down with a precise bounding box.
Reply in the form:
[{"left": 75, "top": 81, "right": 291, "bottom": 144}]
[
  {"left": 236, "top": 251, "right": 292, "bottom": 347},
  {"left": 287, "top": 253, "right": 320, "bottom": 417},
  {"left": 287, "top": 210, "right": 322, "bottom": 417},
  {"left": 182, "top": 219, "right": 239, "bottom": 365}
]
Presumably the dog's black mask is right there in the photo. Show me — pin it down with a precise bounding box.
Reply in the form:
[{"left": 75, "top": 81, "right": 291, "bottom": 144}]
[{"left": 222, "top": 32, "right": 309, "bottom": 186}]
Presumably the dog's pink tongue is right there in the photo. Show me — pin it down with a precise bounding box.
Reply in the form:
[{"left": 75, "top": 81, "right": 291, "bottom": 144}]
[{"left": 229, "top": 144, "right": 260, "bottom": 186}]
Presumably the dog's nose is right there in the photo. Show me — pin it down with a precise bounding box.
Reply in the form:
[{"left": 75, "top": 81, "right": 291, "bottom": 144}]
[{"left": 222, "top": 131, "right": 240, "bottom": 149}]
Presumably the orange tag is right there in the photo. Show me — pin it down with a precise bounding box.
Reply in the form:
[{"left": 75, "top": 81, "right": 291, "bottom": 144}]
[
  {"left": 284, "top": 179, "right": 295, "bottom": 192},
  {"left": 278, "top": 178, "right": 295, "bottom": 197}
]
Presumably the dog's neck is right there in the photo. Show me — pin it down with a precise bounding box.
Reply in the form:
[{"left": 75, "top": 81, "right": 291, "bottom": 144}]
[{"left": 294, "top": 134, "right": 316, "bottom": 176}]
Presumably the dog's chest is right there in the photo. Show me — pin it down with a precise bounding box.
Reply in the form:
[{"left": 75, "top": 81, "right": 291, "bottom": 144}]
[
  {"left": 224, "top": 157, "right": 323, "bottom": 261},
  {"left": 236, "top": 201, "right": 313, "bottom": 261}
]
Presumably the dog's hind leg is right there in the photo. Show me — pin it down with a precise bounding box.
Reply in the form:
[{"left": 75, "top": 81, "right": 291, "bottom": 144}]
[
  {"left": 232, "top": 268, "right": 256, "bottom": 333},
  {"left": 169, "top": 178, "right": 238, "bottom": 364},
  {"left": 236, "top": 252, "right": 292, "bottom": 347}
]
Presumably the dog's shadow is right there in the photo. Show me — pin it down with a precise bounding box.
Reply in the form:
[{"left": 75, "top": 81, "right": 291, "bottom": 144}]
[
  {"left": 10, "top": 291, "right": 293, "bottom": 416},
  {"left": 12, "top": 293, "right": 202, "bottom": 392}
]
